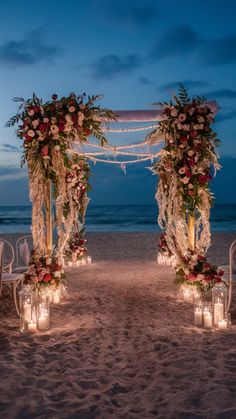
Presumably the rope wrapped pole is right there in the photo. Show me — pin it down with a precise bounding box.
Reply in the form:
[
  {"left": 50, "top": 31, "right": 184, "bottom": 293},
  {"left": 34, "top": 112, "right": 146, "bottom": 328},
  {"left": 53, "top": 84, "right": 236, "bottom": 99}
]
[{"left": 44, "top": 180, "right": 53, "bottom": 256}]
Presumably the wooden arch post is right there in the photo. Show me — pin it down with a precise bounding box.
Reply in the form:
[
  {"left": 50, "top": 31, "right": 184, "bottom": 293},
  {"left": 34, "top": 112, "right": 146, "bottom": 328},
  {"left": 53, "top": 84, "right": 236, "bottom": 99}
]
[
  {"left": 188, "top": 213, "right": 195, "bottom": 252},
  {"left": 44, "top": 180, "right": 53, "bottom": 256}
]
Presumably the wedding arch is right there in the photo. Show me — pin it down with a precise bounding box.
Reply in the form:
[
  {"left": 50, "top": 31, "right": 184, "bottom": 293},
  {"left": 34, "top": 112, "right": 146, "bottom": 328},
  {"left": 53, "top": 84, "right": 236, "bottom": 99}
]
[{"left": 7, "top": 87, "right": 222, "bottom": 293}]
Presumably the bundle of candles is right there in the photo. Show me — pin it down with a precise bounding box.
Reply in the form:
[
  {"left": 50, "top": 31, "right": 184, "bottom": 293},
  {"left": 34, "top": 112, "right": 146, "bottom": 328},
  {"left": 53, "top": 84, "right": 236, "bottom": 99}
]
[
  {"left": 66, "top": 255, "right": 92, "bottom": 268},
  {"left": 194, "top": 302, "right": 230, "bottom": 330},
  {"left": 157, "top": 253, "right": 176, "bottom": 267},
  {"left": 179, "top": 285, "right": 201, "bottom": 305},
  {"left": 19, "top": 284, "right": 68, "bottom": 333},
  {"left": 20, "top": 296, "right": 50, "bottom": 333}
]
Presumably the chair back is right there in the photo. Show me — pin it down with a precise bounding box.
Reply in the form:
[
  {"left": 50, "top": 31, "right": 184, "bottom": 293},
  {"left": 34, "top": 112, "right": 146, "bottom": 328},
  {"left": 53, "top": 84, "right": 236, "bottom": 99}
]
[
  {"left": 229, "top": 240, "right": 236, "bottom": 281},
  {"left": 15, "top": 235, "right": 33, "bottom": 269},
  {"left": 0, "top": 237, "right": 14, "bottom": 273},
  {"left": 0, "top": 241, "right": 3, "bottom": 296}
]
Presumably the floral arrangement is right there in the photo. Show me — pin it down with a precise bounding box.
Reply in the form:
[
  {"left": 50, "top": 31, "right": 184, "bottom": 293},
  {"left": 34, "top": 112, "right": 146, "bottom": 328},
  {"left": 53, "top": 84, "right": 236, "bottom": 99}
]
[
  {"left": 24, "top": 250, "right": 65, "bottom": 289},
  {"left": 151, "top": 86, "right": 220, "bottom": 259},
  {"left": 176, "top": 253, "right": 224, "bottom": 293},
  {"left": 64, "top": 154, "right": 90, "bottom": 223},
  {"left": 158, "top": 233, "right": 172, "bottom": 257},
  {"left": 6, "top": 93, "right": 115, "bottom": 257},
  {"left": 64, "top": 229, "right": 87, "bottom": 263}
]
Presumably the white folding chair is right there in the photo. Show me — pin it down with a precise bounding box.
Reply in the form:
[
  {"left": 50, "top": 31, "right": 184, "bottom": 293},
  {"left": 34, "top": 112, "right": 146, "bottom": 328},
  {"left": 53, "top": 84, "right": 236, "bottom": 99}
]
[
  {"left": 14, "top": 235, "right": 33, "bottom": 273},
  {"left": 226, "top": 240, "right": 236, "bottom": 312},
  {"left": 0, "top": 240, "right": 24, "bottom": 316},
  {"left": 0, "top": 237, "right": 14, "bottom": 273}
]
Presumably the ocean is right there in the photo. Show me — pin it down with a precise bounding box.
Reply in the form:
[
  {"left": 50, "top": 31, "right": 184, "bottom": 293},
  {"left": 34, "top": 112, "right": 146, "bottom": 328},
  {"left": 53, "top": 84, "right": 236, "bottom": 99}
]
[{"left": 0, "top": 204, "right": 236, "bottom": 234}]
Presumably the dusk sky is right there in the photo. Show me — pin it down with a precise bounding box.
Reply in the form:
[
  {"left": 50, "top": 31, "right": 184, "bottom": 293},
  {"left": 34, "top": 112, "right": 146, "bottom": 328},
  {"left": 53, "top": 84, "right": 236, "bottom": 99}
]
[{"left": 0, "top": 0, "right": 236, "bottom": 205}]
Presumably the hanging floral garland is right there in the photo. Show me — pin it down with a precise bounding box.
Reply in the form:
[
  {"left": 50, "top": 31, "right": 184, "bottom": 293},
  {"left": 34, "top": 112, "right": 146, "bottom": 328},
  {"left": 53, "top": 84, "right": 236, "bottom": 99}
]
[
  {"left": 7, "top": 93, "right": 115, "bottom": 257},
  {"left": 151, "top": 86, "right": 221, "bottom": 291}
]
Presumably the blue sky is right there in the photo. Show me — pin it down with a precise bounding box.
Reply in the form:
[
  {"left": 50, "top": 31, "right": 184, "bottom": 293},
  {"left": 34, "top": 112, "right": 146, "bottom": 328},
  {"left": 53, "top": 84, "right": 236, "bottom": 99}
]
[{"left": 0, "top": 0, "right": 236, "bottom": 205}]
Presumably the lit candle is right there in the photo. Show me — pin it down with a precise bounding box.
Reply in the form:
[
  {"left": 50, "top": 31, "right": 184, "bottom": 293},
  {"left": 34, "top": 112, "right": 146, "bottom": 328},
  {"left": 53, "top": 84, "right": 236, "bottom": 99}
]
[
  {"left": 218, "top": 319, "right": 228, "bottom": 331},
  {"left": 67, "top": 261, "right": 73, "bottom": 267},
  {"left": 214, "top": 301, "right": 224, "bottom": 326},
  {"left": 203, "top": 312, "right": 213, "bottom": 328},
  {"left": 87, "top": 256, "right": 92, "bottom": 264},
  {"left": 183, "top": 289, "right": 192, "bottom": 303},
  {"left": 194, "top": 307, "right": 203, "bottom": 326},
  {"left": 81, "top": 258, "right": 86, "bottom": 266},
  {"left": 76, "top": 260, "right": 81, "bottom": 267},
  {"left": 27, "top": 321, "right": 37, "bottom": 333},
  {"left": 38, "top": 316, "right": 47, "bottom": 331},
  {"left": 53, "top": 290, "right": 60, "bottom": 304},
  {"left": 23, "top": 303, "right": 32, "bottom": 322}
]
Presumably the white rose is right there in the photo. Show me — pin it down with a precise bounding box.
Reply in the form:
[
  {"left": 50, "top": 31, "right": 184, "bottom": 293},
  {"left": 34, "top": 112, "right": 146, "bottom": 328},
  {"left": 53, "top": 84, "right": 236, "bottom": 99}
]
[
  {"left": 188, "top": 183, "right": 193, "bottom": 189},
  {"left": 187, "top": 150, "right": 195, "bottom": 157},
  {"left": 171, "top": 108, "right": 178, "bottom": 117},
  {"left": 32, "top": 120, "right": 39, "bottom": 129},
  {"left": 197, "top": 116, "right": 204, "bottom": 123},
  {"left": 28, "top": 109, "right": 34, "bottom": 116},
  {"left": 54, "top": 145, "right": 60, "bottom": 151},
  {"left": 50, "top": 125, "right": 59, "bottom": 134},
  {"left": 180, "top": 176, "right": 189, "bottom": 184},
  {"left": 53, "top": 134, "right": 59, "bottom": 140},
  {"left": 43, "top": 117, "right": 49, "bottom": 123},
  {"left": 177, "top": 123, "right": 182, "bottom": 130},
  {"left": 65, "top": 114, "right": 72, "bottom": 122},
  {"left": 51, "top": 117, "right": 57, "bottom": 124},
  {"left": 198, "top": 123, "right": 204, "bottom": 130},
  {"left": 69, "top": 106, "right": 76, "bottom": 112},
  {"left": 27, "top": 129, "right": 35, "bottom": 137},
  {"left": 182, "top": 124, "right": 190, "bottom": 131}
]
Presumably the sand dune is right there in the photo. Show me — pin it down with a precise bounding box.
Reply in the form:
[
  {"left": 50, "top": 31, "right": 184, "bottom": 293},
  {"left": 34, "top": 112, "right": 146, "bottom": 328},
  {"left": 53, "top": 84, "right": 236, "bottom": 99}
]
[{"left": 0, "top": 232, "right": 236, "bottom": 418}]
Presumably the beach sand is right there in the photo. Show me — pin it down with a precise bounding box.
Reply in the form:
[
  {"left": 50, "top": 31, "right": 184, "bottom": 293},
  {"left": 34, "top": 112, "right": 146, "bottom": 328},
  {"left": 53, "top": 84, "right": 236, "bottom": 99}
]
[{"left": 0, "top": 232, "right": 236, "bottom": 419}]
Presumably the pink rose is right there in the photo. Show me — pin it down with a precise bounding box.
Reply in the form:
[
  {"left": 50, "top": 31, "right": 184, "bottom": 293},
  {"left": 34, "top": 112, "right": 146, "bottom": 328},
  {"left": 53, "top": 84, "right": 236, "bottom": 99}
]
[{"left": 190, "top": 130, "right": 197, "bottom": 138}]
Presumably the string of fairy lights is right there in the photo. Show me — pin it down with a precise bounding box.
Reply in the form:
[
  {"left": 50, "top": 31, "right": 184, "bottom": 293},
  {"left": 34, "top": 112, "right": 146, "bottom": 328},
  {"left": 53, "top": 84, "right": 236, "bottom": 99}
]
[{"left": 73, "top": 123, "right": 164, "bottom": 168}]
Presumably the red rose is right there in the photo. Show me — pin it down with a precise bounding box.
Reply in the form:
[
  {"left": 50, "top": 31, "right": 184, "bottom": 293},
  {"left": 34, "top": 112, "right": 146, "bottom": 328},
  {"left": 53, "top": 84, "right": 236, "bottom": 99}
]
[
  {"left": 185, "top": 169, "right": 191, "bottom": 177},
  {"left": 52, "top": 94, "right": 58, "bottom": 100},
  {"left": 84, "top": 128, "right": 91, "bottom": 136},
  {"left": 187, "top": 190, "right": 194, "bottom": 196},
  {"left": 218, "top": 269, "right": 224, "bottom": 276},
  {"left": 198, "top": 174, "right": 212, "bottom": 184},
  {"left": 188, "top": 158, "right": 195, "bottom": 167},
  {"left": 203, "top": 263, "right": 211, "bottom": 271},
  {"left": 54, "top": 264, "right": 61, "bottom": 271},
  {"left": 39, "top": 123, "right": 48, "bottom": 133},
  {"left": 33, "top": 106, "right": 40, "bottom": 113},
  {"left": 216, "top": 277, "right": 222, "bottom": 283},
  {"left": 41, "top": 145, "right": 49, "bottom": 156},
  {"left": 43, "top": 273, "right": 51, "bottom": 282},
  {"left": 197, "top": 255, "right": 205, "bottom": 262},
  {"left": 58, "top": 123, "right": 65, "bottom": 132},
  {"left": 190, "top": 130, "right": 197, "bottom": 138},
  {"left": 188, "top": 274, "right": 197, "bottom": 282},
  {"left": 180, "top": 135, "right": 188, "bottom": 142}
]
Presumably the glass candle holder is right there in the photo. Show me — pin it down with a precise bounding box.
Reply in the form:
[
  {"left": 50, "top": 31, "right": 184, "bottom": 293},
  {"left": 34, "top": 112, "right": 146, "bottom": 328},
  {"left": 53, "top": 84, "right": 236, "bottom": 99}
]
[
  {"left": 194, "top": 305, "right": 203, "bottom": 326},
  {"left": 212, "top": 282, "right": 228, "bottom": 326},
  {"left": 203, "top": 305, "right": 213, "bottom": 328},
  {"left": 37, "top": 297, "right": 50, "bottom": 331},
  {"left": 19, "top": 285, "right": 34, "bottom": 332},
  {"left": 52, "top": 287, "right": 61, "bottom": 304}
]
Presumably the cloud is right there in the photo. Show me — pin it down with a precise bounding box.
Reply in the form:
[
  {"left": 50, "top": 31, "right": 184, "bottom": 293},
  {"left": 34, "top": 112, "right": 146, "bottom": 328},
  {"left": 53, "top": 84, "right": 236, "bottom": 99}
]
[
  {"left": 159, "top": 79, "right": 210, "bottom": 92},
  {"left": 216, "top": 110, "right": 236, "bottom": 122},
  {"left": 204, "top": 89, "right": 236, "bottom": 99},
  {"left": 150, "top": 25, "right": 203, "bottom": 60},
  {"left": 138, "top": 76, "right": 154, "bottom": 85},
  {"left": 200, "top": 35, "right": 236, "bottom": 65},
  {"left": 0, "top": 170, "right": 27, "bottom": 182},
  {"left": 0, "top": 28, "right": 63, "bottom": 68},
  {"left": 93, "top": 1, "right": 160, "bottom": 28},
  {"left": 91, "top": 54, "right": 141, "bottom": 80},
  {"left": 0, "top": 144, "right": 20, "bottom": 153}
]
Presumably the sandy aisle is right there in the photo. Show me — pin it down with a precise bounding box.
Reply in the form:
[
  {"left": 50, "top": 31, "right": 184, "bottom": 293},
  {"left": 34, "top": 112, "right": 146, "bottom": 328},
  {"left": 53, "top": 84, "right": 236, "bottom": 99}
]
[{"left": 0, "top": 232, "right": 236, "bottom": 419}]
